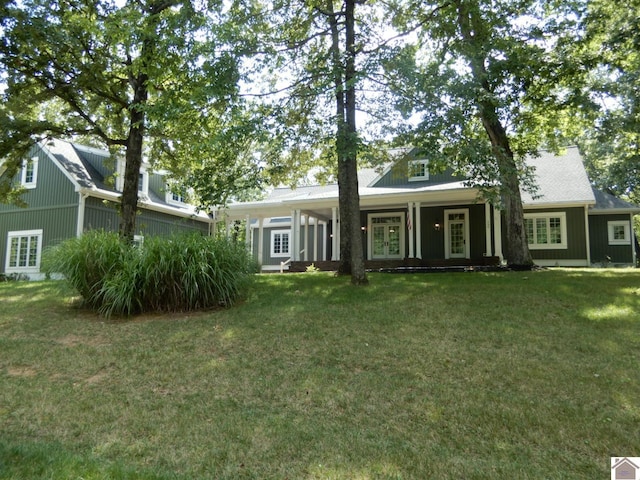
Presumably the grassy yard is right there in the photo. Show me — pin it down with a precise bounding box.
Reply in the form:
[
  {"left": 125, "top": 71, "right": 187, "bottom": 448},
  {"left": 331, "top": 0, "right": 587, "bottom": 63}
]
[{"left": 0, "top": 269, "right": 639, "bottom": 479}]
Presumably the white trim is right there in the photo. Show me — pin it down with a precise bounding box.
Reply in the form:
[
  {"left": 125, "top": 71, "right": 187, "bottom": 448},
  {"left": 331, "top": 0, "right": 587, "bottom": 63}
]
[
  {"left": 493, "top": 206, "right": 503, "bottom": 261},
  {"left": 270, "top": 229, "right": 291, "bottom": 258},
  {"left": 367, "top": 212, "right": 406, "bottom": 260},
  {"left": 485, "top": 203, "right": 492, "bottom": 257},
  {"left": 415, "top": 202, "right": 422, "bottom": 259},
  {"left": 524, "top": 212, "right": 568, "bottom": 250},
  {"left": 331, "top": 207, "right": 338, "bottom": 261},
  {"left": 257, "top": 218, "right": 264, "bottom": 266},
  {"left": 584, "top": 206, "right": 591, "bottom": 266},
  {"left": 20, "top": 156, "right": 39, "bottom": 189},
  {"left": 408, "top": 159, "right": 429, "bottom": 182},
  {"left": 608, "top": 220, "right": 631, "bottom": 245},
  {"left": 5, "top": 229, "right": 43, "bottom": 274},
  {"left": 77, "top": 192, "right": 88, "bottom": 237},
  {"left": 444, "top": 208, "right": 470, "bottom": 259},
  {"left": 408, "top": 202, "right": 414, "bottom": 258}
]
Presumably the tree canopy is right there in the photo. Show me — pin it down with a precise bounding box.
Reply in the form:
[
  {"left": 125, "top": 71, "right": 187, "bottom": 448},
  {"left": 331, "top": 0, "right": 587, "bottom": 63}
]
[{"left": 0, "top": 0, "right": 257, "bottom": 239}]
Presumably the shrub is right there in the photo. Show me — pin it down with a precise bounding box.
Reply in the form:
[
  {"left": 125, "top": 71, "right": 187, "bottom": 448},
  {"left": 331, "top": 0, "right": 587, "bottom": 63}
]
[{"left": 44, "top": 231, "right": 255, "bottom": 317}]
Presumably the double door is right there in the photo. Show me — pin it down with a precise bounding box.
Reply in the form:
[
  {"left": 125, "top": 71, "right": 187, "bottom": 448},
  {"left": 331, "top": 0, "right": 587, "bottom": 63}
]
[{"left": 370, "top": 214, "right": 404, "bottom": 259}]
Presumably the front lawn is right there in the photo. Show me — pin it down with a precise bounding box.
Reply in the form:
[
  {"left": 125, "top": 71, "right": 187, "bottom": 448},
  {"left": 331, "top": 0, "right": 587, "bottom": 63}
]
[{"left": 1, "top": 269, "right": 639, "bottom": 479}]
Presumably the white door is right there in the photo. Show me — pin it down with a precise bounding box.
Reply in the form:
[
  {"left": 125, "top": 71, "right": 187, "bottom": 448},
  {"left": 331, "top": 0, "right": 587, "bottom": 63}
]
[
  {"left": 369, "top": 213, "right": 404, "bottom": 259},
  {"left": 445, "top": 209, "right": 470, "bottom": 259}
]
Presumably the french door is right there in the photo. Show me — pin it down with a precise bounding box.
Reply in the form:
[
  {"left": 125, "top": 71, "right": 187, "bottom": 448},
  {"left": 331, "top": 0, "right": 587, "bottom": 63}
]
[
  {"left": 369, "top": 213, "right": 404, "bottom": 259},
  {"left": 445, "top": 208, "right": 470, "bottom": 259}
]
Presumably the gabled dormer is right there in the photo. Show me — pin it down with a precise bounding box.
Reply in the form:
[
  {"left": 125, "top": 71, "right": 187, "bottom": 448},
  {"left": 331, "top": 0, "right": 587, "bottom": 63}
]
[
  {"left": 368, "top": 149, "right": 463, "bottom": 188},
  {"left": 115, "top": 158, "right": 149, "bottom": 198}
]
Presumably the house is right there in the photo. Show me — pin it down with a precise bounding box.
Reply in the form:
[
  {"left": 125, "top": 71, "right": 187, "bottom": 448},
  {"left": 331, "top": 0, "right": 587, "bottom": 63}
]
[
  {"left": 222, "top": 147, "right": 639, "bottom": 271},
  {"left": 611, "top": 457, "right": 639, "bottom": 480},
  {"left": 0, "top": 138, "right": 212, "bottom": 279}
]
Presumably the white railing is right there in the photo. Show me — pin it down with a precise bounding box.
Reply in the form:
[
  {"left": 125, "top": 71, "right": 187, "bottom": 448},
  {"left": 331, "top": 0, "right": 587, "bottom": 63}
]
[{"left": 280, "top": 250, "right": 305, "bottom": 273}]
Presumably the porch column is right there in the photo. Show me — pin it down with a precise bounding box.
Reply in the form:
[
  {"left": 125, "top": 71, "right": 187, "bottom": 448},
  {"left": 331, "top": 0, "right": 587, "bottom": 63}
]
[
  {"left": 257, "top": 217, "right": 264, "bottom": 267},
  {"left": 408, "top": 202, "right": 414, "bottom": 258},
  {"left": 304, "top": 214, "right": 309, "bottom": 261},
  {"left": 631, "top": 213, "right": 636, "bottom": 266},
  {"left": 493, "top": 205, "right": 503, "bottom": 262},
  {"left": 292, "top": 209, "right": 302, "bottom": 261},
  {"left": 331, "top": 207, "right": 339, "bottom": 261},
  {"left": 485, "top": 203, "right": 493, "bottom": 257},
  {"left": 415, "top": 202, "right": 422, "bottom": 259},
  {"left": 313, "top": 216, "right": 319, "bottom": 261},
  {"left": 245, "top": 214, "right": 251, "bottom": 250},
  {"left": 321, "top": 221, "right": 327, "bottom": 261},
  {"left": 584, "top": 207, "right": 592, "bottom": 266}
]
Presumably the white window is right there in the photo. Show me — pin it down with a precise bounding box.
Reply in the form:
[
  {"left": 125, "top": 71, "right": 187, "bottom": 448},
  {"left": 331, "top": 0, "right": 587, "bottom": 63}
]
[
  {"left": 20, "top": 156, "right": 39, "bottom": 188},
  {"left": 5, "top": 230, "right": 43, "bottom": 273},
  {"left": 408, "top": 159, "right": 429, "bottom": 182},
  {"left": 270, "top": 230, "right": 290, "bottom": 257},
  {"left": 608, "top": 221, "right": 631, "bottom": 245},
  {"left": 115, "top": 160, "right": 148, "bottom": 195},
  {"left": 524, "top": 212, "right": 567, "bottom": 249},
  {"left": 165, "top": 184, "right": 189, "bottom": 206}
]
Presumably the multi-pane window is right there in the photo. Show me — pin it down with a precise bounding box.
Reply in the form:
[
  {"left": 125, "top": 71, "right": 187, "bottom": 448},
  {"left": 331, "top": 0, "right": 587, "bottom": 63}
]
[
  {"left": 408, "top": 159, "right": 429, "bottom": 181},
  {"left": 21, "top": 157, "right": 38, "bottom": 188},
  {"left": 524, "top": 213, "right": 567, "bottom": 249},
  {"left": 608, "top": 221, "right": 631, "bottom": 245},
  {"left": 271, "top": 230, "right": 290, "bottom": 257},
  {"left": 6, "top": 230, "right": 43, "bottom": 273}
]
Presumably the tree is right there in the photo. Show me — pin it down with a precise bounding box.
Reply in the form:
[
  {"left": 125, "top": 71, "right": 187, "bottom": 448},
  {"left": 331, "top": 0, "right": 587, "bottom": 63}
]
[
  {"left": 234, "top": 0, "right": 369, "bottom": 284},
  {"left": 0, "top": 0, "right": 252, "bottom": 241},
  {"left": 575, "top": 0, "right": 640, "bottom": 205},
  {"left": 384, "top": 0, "right": 584, "bottom": 268}
]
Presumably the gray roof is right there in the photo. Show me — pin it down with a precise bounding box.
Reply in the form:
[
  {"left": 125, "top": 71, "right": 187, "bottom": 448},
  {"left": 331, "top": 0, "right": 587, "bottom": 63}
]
[
  {"left": 521, "top": 147, "right": 595, "bottom": 205},
  {"left": 591, "top": 187, "right": 640, "bottom": 213},
  {"left": 40, "top": 138, "right": 208, "bottom": 220}
]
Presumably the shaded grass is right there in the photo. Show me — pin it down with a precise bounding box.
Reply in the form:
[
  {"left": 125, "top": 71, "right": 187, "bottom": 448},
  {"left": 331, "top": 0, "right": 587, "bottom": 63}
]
[{"left": 1, "top": 269, "right": 639, "bottom": 479}]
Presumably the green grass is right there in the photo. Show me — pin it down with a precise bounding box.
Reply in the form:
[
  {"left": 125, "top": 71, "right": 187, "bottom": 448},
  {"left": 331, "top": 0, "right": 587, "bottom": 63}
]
[{"left": 1, "top": 269, "right": 639, "bottom": 479}]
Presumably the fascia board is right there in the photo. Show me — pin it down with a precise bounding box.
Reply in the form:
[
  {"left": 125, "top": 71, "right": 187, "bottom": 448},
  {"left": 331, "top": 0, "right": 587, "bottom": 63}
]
[
  {"left": 80, "top": 187, "right": 210, "bottom": 222},
  {"left": 40, "top": 141, "right": 84, "bottom": 191}
]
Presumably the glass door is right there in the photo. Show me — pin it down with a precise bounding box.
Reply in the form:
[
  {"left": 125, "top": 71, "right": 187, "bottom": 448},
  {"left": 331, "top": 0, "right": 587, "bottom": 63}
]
[
  {"left": 445, "top": 209, "right": 469, "bottom": 259},
  {"left": 369, "top": 214, "right": 404, "bottom": 259}
]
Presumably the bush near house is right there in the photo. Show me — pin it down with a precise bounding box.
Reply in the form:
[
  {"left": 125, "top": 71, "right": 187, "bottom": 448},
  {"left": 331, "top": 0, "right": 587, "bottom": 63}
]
[{"left": 43, "top": 231, "right": 255, "bottom": 317}]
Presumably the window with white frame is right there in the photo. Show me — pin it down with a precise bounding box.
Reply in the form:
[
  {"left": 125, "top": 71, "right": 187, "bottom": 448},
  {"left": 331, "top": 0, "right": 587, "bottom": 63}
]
[
  {"left": 524, "top": 212, "right": 567, "bottom": 249},
  {"left": 608, "top": 221, "right": 631, "bottom": 245},
  {"left": 115, "top": 160, "right": 148, "bottom": 195},
  {"left": 270, "top": 230, "right": 290, "bottom": 257},
  {"left": 5, "top": 230, "right": 43, "bottom": 273},
  {"left": 20, "top": 156, "right": 39, "bottom": 188},
  {"left": 165, "top": 184, "right": 189, "bottom": 206},
  {"left": 408, "top": 159, "right": 429, "bottom": 182}
]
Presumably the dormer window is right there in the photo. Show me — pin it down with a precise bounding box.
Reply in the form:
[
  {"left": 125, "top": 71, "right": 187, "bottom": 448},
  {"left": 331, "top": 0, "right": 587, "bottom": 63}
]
[
  {"left": 21, "top": 156, "right": 39, "bottom": 188},
  {"left": 408, "top": 159, "right": 429, "bottom": 182},
  {"left": 116, "top": 159, "right": 148, "bottom": 196},
  {"left": 165, "top": 183, "right": 189, "bottom": 206}
]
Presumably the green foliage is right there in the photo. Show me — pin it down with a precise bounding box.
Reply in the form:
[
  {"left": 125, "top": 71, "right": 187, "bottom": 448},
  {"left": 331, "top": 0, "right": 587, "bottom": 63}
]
[{"left": 43, "top": 231, "right": 255, "bottom": 317}]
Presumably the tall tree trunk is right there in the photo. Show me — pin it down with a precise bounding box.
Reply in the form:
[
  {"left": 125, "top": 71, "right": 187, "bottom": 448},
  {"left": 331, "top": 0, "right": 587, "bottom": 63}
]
[
  {"left": 326, "top": 0, "right": 351, "bottom": 275},
  {"left": 343, "top": 0, "right": 367, "bottom": 284},
  {"left": 120, "top": 77, "right": 147, "bottom": 242},
  {"left": 455, "top": 0, "right": 533, "bottom": 268}
]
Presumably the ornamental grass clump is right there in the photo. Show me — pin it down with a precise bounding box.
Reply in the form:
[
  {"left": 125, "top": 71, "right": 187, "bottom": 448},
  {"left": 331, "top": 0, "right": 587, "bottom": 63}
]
[{"left": 44, "top": 231, "right": 255, "bottom": 317}]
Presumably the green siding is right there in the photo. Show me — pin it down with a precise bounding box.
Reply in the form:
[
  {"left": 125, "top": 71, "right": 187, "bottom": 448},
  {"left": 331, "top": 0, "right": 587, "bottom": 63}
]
[
  {"left": 588, "top": 214, "right": 635, "bottom": 265},
  {"left": 0, "top": 145, "right": 77, "bottom": 212},
  {"left": 83, "top": 197, "right": 209, "bottom": 237},
  {"left": 252, "top": 224, "right": 322, "bottom": 266},
  {"left": 374, "top": 161, "right": 462, "bottom": 188},
  {"left": 0, "top": 145, "right": 79, "bottom": 274},
  {"left": 518, "top": 207, "right": 587, "bottom": 261}
]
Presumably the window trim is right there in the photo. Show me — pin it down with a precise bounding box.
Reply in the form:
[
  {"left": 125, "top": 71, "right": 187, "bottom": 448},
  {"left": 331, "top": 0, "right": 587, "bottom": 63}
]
[
  {"left": 5, "top": 229, "right": 43, "bottom": 274},
  {"left": 20, "top": 156, "right": 39, "bottom": 189},
  {"left": 608, "top": 220, "right": 631, "bottom": 245},
  {"left": 116, "top": 160, "right": 148, "bottom": 196},
  {"left": 524, "top": 212, "right": 568, "bottom": 250},
  {"left": 270, "top": 229, "right": 291, "bottom": 258},
  {"left": 408, "top": 159, "right": 429, "bottom": 182}
]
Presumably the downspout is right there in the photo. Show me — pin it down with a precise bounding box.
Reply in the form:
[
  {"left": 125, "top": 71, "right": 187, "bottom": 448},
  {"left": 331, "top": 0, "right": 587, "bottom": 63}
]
[
  {"left": 631, "top": 213, "right": 637, "bottom": 267},
  {"left": 77, "top": 190, "right": 89, "bottom": 237},
  {"left": 584, "top": 206, "right": 591, "bottom": 267}
]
